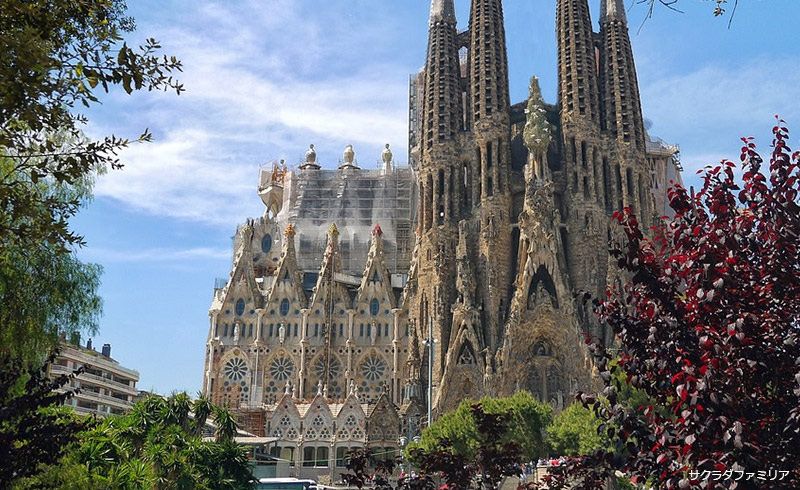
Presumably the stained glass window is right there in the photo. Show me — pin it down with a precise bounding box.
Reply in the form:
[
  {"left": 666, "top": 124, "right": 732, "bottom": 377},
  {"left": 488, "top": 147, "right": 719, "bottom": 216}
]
[
  {"left": 224, "top": 358, "right": 248, "bottom": 381},
  {"left": 261, "top": 234, "right": 272, "bottom": 253},
  {"left": 361, "top": 355, "right": 385, "bottom": 381},
  {"left": 269, "top": 357, "right": 294, "bottom": 381},
  {"left": 370, "top": 298, "right": 380, "bottom": 316},
  {"left": 235, "top": 299, "right": 245, "bottom": 316},
  {"left": 280, "top": 298, "right": 290, "bottom": 316}
]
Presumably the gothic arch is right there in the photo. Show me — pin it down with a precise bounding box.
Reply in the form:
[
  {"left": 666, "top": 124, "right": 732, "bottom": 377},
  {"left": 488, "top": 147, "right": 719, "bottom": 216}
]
[{"left": 527, "top": 264, "right": 559, "bottom": 309}]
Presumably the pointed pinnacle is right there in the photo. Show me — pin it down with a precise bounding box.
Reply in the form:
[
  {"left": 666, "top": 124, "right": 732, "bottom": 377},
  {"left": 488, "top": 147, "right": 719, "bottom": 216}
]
[{"left": 429, "top": 0, "right": 456, "bottom": 24}]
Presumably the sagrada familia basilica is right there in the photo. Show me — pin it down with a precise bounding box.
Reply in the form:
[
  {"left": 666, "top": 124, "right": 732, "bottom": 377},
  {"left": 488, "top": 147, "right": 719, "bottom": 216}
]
[{"left": 201, "top": 0, "right": 681, "bottom": 476}]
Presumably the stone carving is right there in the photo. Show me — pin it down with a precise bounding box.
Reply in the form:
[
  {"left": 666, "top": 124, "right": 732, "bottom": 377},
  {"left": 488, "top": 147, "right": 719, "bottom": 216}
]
[
  {"left": 528, "top": 282, "right": 553, "bottom": 310},
  {"left": 523, "top": 76, "right": 555, "bottom": 180},
  {"left": 382, "top": 143, "right": 393, "bottom": 165}
]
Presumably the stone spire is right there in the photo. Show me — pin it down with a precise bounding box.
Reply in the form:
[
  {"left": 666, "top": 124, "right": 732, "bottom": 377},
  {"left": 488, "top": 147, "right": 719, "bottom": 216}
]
[
  {"left": 557, "top": 0, "right": 601, "bottom": 128},
  {"left": 429, "top": 0, "right": 456, "bottom": 24},
  {"left": 421, "top": 0, "right": 462, "bottom": 155},
  {"left": 601, "top": 0, "right": 628, "bottom": 23},
  {"left": 468, "top": 0, "right": 510, "bottom": 127},
  {"left": 600, "top": 0, "right": 645, "bottom": 151}
]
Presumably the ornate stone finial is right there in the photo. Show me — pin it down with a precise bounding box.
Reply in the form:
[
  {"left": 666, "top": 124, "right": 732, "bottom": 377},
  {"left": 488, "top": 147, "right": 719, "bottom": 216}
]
[
  {"left": 291, "top": 383, "right": 296, "bottom": 398},
  {"left": 343, "top": 144, "right": 355, "bottom": 164},
  {"left": 285, "top": 381, "right": 291, "bottom": 396},
  {"left": 381, "top": 144, "right": 393, "bottom": 164},
  {"left": 301, "top": 144, "right": 320, "bottom": 170},
  {"left": 429, "top": 0, "right": 456, "bottom": 24},
  {"left": 323, "top": 384, "right": 329, "bottom": 398},
  {"left": 328, "top": 223, "right": 339, "bottom": 237},
  {"left": 601, "top": 0, "right": 628, "bottom": 24},
  {"left": 349, "top": 379, "right": 356, "bottom": 396},
  {"left": 372, "top": 223, "right": 383, "bottom": 236},
  {"left": 305, "top": 144, "right": 317, "bottom": 164},
  {"left": 284, "top": 223, "right": 296, "bottom": 237},
  {"left": 523, "top": 76, "right": 555, "bottom": 156}
]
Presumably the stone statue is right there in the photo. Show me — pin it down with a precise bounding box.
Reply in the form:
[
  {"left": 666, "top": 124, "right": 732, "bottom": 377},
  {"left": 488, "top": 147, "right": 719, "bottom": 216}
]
[
  {"left": 456, "top": 256, "right": 476, "bottom": 307},
  {"left": 279, "top": 323, "right": 285, "bottom": 344},
  {"left": 382, "top": 143, "right": 393, "bottom": 166}
]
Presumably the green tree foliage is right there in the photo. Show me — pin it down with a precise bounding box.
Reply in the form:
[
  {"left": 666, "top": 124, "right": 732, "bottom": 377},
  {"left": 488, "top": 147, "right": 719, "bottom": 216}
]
[
  {"left": 540, "top": 120, "right": 800, "bottom": 489},
  {"left": 344, "top": 404, "right": 523, "bottom": 490},
  {"left": 407, "top": 392, "right": 552, "bottom": 463},
  {"left": 0, "top": 0, "right": 181, "bottom": 361},
  {"left": 0, "top": 0, "right": 182, "bottom": 252},
  {"left": 0, "top": 351, "right": 91, "bottom": 487},
  {"left": 546, "top": 402, "right": 610, "bottom": 457},
  {"left": 13, "top": 393, "right": 255, "bottom": 490}
]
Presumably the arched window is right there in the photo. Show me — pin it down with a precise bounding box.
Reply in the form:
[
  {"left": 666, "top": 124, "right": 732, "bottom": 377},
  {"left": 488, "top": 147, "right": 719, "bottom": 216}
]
[
  {"left": 261, "top": 234, "right": 273, "bottom": 253},
  {"left": 280, "top": 298, "right": 290, "bottom": 316},
  {"left": 235, "top": 299, "right": 245, "bottom": 316},
  {"left": 370, "top": 298, "right": 380, "bottom": 316}
]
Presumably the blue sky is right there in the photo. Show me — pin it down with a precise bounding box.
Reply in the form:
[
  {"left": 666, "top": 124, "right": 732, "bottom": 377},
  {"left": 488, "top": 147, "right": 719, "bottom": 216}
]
[{"left": 72, "top": 0, "right": 800, "bottom": 395}]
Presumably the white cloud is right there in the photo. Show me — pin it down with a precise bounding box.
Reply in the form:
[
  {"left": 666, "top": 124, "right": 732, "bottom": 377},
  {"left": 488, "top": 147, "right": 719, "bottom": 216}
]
[
  {"left": 641, "top": 57, "right": 800, "bottom": 176},
  {"left": 82, "top": 244, "right": 231, "bottom": 263},
  {"left": 89, "top": 0, "right": 412, "bottom": 226}
]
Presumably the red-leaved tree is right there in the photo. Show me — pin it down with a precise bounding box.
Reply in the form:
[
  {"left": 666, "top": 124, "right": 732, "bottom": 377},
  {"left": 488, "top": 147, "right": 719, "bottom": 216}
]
[{"left": 540, "top": 119, "right": 800, "bottom": 490}]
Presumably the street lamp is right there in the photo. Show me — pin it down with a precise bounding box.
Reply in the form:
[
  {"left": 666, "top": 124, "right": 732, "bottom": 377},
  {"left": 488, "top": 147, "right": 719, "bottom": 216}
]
[{"left": 421, "top": 316, "right": 437, "bottom": 427}]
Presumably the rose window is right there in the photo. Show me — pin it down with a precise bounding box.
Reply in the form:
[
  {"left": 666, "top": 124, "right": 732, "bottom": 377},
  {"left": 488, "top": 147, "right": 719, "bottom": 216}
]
[
  {"left": 269, "top": 357, "right": 294, "bottom": 381},
  {"left": 314, "top": 357, "right": 342, "bottom": 379},
  {"left": 224, "top": 358, "right": 248, "bottom": 381},
  {"left": 361, "top": 355, "right": 385, "bottom": 381}
]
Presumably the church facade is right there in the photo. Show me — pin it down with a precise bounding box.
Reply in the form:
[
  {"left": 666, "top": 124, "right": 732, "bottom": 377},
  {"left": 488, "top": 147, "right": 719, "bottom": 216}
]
[{"left": 201, "top": 0, "right": 681, "bottom": 463}]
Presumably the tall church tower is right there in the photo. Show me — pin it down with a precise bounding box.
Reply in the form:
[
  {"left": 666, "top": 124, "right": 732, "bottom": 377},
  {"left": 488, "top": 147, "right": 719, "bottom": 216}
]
[
  {"left": 408, "top": 0, "right": 516, "bottom": 413},
  {"left": 467, "top": 0, "right": 513, "bottom": 359},
  {"left": 556, "top": 0, "right": 608, "bottom": 306},
  {"left": 600, "top": 0, "right": 652, "bottom": 219},
  {"left": 410, "top": 0, "right": 464, "bottom": 405}
]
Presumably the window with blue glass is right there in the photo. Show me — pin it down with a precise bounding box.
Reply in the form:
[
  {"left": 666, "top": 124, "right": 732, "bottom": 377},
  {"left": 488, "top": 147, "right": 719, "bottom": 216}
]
[
  {"left": 261, "top": 234, "right": 273, "bottom": 253},
  {"left": 385, "top": 324, "right": 390, "bottom": 337},
  {"left": 314, "top": 323, "right": 319, "bottom": 337},
  {"left": 280, "top": 298, "right": 290, "bottom": 316},
  {"left": 235, "top": 299, "right": 245, "bottom": 316},
  {"left": 370, "top": 298, "right": 379, "bottom": 316}
]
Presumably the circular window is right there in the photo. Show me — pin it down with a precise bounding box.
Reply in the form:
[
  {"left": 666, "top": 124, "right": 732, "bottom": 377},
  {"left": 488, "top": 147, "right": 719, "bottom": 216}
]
[
  {"left": 235, "top": 299, "right": 245, "bottom": 316},
  {"left": 224, "top": 358, "right": 248, "bottom": 381},
  {"left": 261, "top": 234, "right": 273, "bottom": 253},
  {"left": 314, "top": 357, "right": 342, "bottom": 380},
  {"left": 269, "top": 357, "right": 295, "bottom": 381},
  {"left": 361, "top": 355, "right": 385, "bottom": 381},
  {"left": 280, "top": 299, "right": 290, "bottom": 316},
  {"left": 370, "top": 298, "right": 380, "bottom": 316}
]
